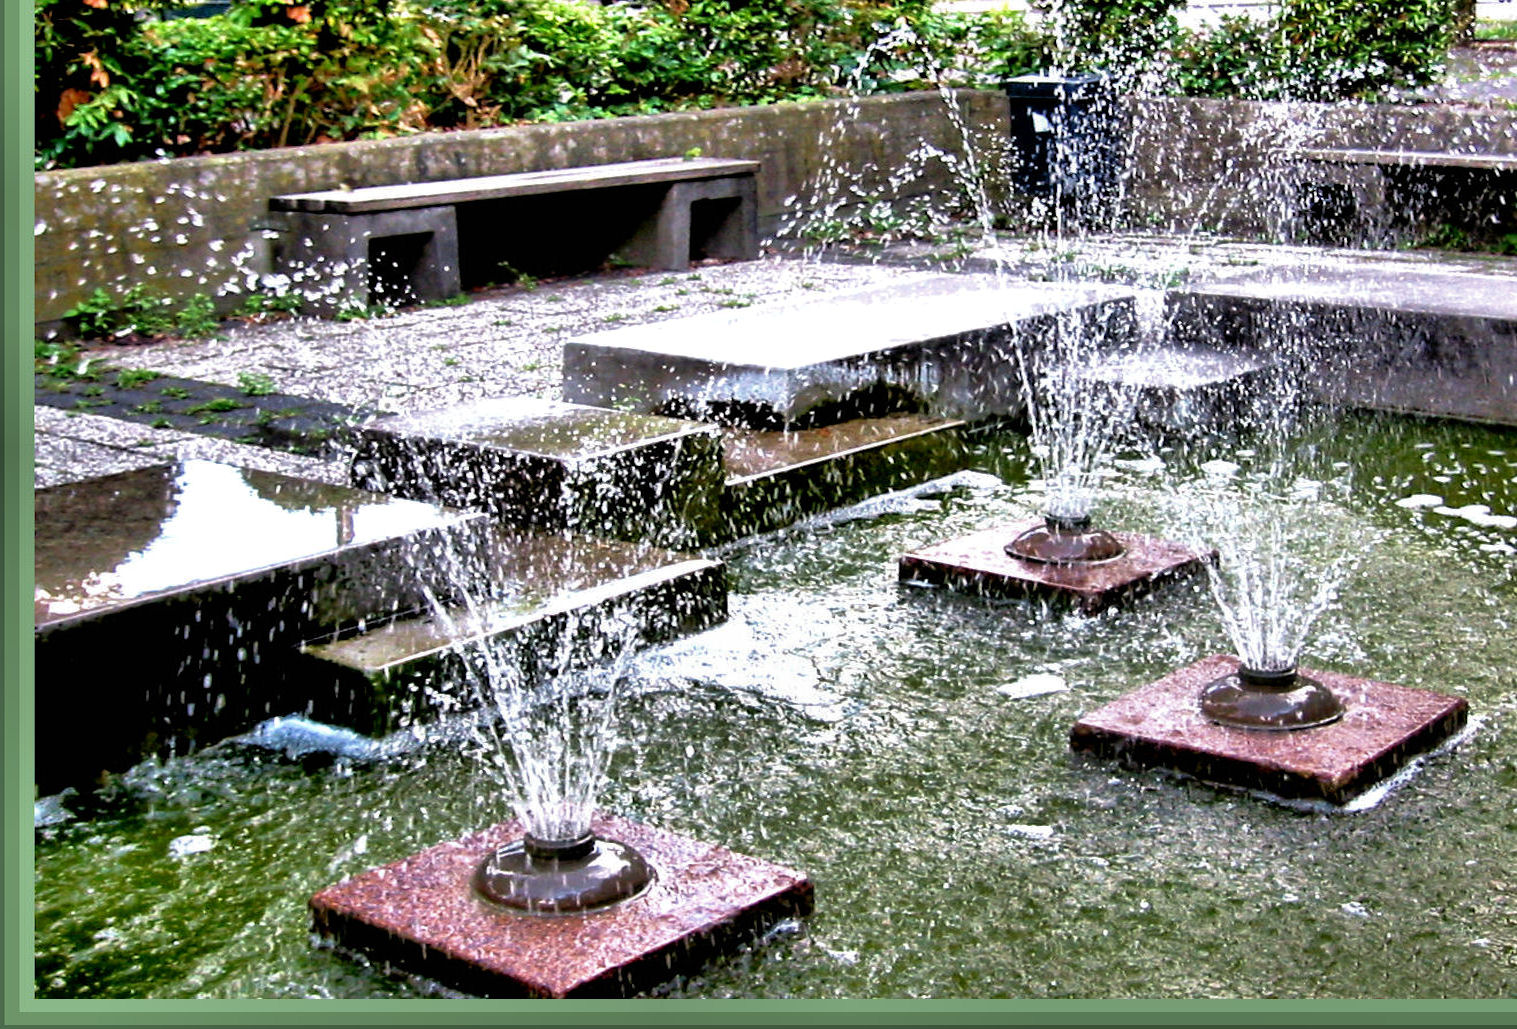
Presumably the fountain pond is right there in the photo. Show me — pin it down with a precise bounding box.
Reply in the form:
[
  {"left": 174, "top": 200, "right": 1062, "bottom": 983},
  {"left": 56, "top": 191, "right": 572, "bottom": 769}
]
[{"left": 32, "top": 405, "right": 1517, "bottom": 1000}]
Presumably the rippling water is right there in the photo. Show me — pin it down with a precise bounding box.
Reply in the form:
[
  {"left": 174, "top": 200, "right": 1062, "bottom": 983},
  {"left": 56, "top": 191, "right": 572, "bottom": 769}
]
[{"left": 33, "top": 412, "right": 1517, "bottom": 999}]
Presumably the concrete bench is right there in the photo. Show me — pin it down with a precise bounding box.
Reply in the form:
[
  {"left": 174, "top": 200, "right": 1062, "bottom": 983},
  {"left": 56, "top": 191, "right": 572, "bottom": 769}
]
[
  {"left": 269, "top": 157, "right": 760, "bottom": 313},
  {"left": 1289, "top": 147, "right": 1517, "bottom": 244}
]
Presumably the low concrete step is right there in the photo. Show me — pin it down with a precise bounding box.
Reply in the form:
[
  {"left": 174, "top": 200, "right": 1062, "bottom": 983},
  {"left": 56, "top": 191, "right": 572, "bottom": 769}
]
[
  {"left": 563, "top": 274, "right": 1136, "bottom": 428},
  {"left": 717, "top": 413, "right": 970, "bottom": 539},
  {"left": 1166, "top": 265, "right": 1517, "bottom": 426},
  {"left": 350, "top": 397, "right": 724, "bottom": 549},
  {"left": 1068, "top": 345, "right": 1284, "bottom": 439},
  {"left": 33, "top": 459, "right": 491, "bottom": 795},
  {"left": 297, "top": 530, "right": 726, "bottom": 733}
]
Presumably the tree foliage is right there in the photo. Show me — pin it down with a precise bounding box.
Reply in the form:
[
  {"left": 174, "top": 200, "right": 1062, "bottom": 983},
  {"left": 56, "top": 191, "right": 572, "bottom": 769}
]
[
  {"left": 33, "top": 0, "right": 1466, "bottom": 171},
  {"left": 35, "top": 0, "right": 1049, "bottom": 169}
]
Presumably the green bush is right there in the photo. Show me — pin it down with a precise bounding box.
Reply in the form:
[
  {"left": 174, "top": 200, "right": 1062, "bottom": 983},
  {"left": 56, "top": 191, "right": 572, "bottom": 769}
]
[
  {"left": 35, "top": 0, "right": 174, "bottom": 168},
  {"left": 1171, "top": 0, "right": 1458, "bottom": 101},
  {"left": 1036, "top": 0, "right": 1185, "bottom": 83},
  {"left": 35, "top": 0, "right": 1048, "bottom": 170}
]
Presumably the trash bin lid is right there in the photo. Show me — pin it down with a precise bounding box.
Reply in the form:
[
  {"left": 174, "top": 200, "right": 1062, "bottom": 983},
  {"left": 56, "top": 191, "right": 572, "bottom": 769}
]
[{"left": 1003, "top": 71, "right": 1108, "bottom": 100}]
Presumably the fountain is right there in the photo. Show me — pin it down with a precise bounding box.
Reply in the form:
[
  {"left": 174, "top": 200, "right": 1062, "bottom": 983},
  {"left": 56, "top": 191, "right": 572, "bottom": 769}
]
[
  {"left": 898, "top": 311, "right": 1212, "bottom": 612},
  {"left": 1071, "top": 436, "right": 1470, "bottom": 803},
  {"left": 1193, "top": 492, "right": 1351, "bottom": 732},
  {"left": 27, "top": 6, "right": 1517, "bottom": 1005},
  {"left": 308, "top": 605, "right": 812, "bottom": 998}
]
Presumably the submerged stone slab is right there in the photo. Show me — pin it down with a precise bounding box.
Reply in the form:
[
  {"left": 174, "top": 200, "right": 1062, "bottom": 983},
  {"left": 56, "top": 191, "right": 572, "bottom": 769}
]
[
  {"left": 563, "top": 274, "right": 1135, "bottom": 428},
  {"left": 351, "top": 397, "right": 724, "bottom": 549},
  {"left": 719, "top": 414, "right": 969, "bottom": 540},
  {"left": 298, "top": 531, "right": 726, "bottom": 733},
  {"left": 310, "top": 814, "right": 813, "bottom": 998},
  {"left": 1069, "top": 345, "right": 1284, "bottom": 439},
  {"left": 1069, "top": 654, "right": 1470, "bottom": 805},
  {"left": 1167, "top": 266, "right": 1517, "bottom": 426},
  {"left": 898, "top": 520, "right": 1209, "bottom": 613},
  {"left": 33, "top": 460, "right": 491, "bottom": 794}
]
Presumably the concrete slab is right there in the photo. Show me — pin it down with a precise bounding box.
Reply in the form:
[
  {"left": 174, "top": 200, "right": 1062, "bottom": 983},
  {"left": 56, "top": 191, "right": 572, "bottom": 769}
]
[
  {"left": 33, "top": 460, "right": 491, "bottom": 794},
  {"left": 720, "top": 414, "right": 970, "bottom": 539},
  {"left": 898, "top": 520, "right": 1210, "bottom": 613},
  {"left": 1069, "top": 654, "right": 1470, "bottom": 805},
  {"left": 1069, "top": 345, "right": 1284, "bottom": 438},
  {"left": 1167, "top": 266, "right": 1517, "bottom": 425},
  {"left": 299, "top": 532, "right": 726, "bottom": 733},
  {"left": 310, "top": 814, "right": 813, "bottom": 998},
  {"left": 350, "top": 397, "right": 725, "bottom": 549},
  {"left": 563, "top": 274, "right": 1135, "bottom": 428}
]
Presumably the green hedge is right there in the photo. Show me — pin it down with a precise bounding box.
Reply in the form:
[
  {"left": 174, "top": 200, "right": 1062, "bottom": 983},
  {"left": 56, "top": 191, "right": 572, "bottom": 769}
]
[
  {"left": 35, "top": 0, "right": 1049, "bottom": 170},
  {"left": 33, "top": 0, "right": 1465, "bottom": 171},
  {"left": 1169, "top": 0, "right": 1459, "bottom": 102}
]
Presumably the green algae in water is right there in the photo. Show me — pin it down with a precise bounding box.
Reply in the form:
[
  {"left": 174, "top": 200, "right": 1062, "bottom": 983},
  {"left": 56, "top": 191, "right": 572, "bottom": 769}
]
[{"left": 33, "top": 413, "right": 1517, "bottom": 999}]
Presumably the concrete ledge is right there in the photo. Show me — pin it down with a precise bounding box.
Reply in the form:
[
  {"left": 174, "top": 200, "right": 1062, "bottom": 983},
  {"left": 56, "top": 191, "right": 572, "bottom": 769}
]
[
  {"left": 564, "top": 275, "right": 1137, "bottom": 427},
  {"left": 350, "top": 398, "right": 725, "bottom": 549},
  {"left": 33, "top": 460, "right": 491, "bottom": 793},
  {"left": 298, "top": 536, "right": 727, "bottom": 734},
  {"left": 1166, "top": 266, "right": 1517, "bottom": 426},
  {"left": 719, "top": 414, "right": 970, "bottom": 540}
]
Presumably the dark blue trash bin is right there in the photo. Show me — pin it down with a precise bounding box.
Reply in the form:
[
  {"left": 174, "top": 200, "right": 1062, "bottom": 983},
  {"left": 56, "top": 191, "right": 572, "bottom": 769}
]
[{"left": 1003, "top": 72, "right": 1122, "bottom": 222}]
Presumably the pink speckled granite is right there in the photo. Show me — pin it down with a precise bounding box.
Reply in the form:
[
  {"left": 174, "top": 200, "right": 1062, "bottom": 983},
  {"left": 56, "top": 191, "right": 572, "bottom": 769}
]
[
  {"left": 898, "top": 521, "right": 1211, "bottom": 613},
  {"left": 310, "top": 814, "right": 812, "bottom": 998},
  {"left": 1070, "top": 654, "right": 1469, "bottom": 804}
]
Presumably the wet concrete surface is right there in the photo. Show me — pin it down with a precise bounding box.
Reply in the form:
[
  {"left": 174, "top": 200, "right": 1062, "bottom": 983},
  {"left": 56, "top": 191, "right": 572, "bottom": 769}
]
[{"left": 34, "top": 243, "right": 1517, "bottom": 491}]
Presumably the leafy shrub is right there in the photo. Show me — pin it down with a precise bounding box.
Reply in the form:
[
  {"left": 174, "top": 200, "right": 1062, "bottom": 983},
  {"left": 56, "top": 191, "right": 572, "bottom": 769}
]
[
  {"left": 1170, "top": 0, "right": 1457, "bottom": 101},
  {"left": 1169, "top": 15, "right": 1294, "bottom": 100},
  {"left": 1036, "top": 0, "right": 1185, "bottom": 83},
  {"left": 34, "top": 0, "right": 174, "bottom": 169},
  {"left": 35, "top": 0, "right": 1048, "bottom": 169}
]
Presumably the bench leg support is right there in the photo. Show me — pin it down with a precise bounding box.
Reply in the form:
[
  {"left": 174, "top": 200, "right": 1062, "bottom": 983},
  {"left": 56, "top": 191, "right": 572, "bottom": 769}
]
[
  {"left": 273, "top": 206, "right": 461, "bottom": 314},
  {"left": 619, "top": 175, "right": 759, "bottom": 271}
]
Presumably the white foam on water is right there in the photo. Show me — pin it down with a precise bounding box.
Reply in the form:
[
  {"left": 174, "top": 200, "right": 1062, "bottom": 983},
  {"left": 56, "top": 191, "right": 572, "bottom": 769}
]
[
  {"left": 168, "top": 833, "right": 216, "bottom": 858},
  {"left": 1432, "top": 503, "right": 1517, "bottom": 529},
  {"left": 996, "top": 673, "right": 1070, "bottom": 699}
]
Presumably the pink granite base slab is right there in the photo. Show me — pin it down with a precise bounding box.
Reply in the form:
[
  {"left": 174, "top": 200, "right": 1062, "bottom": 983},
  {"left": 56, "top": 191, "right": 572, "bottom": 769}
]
[
  {"left": 898, "top": 521, "right": 1211, "bottom": 613},
  {"left": 310, "top": 814, "right": 813, "bottom": 998},
  {"left": 1070, "top": 654, "right": 1470, "bottom": 804}
]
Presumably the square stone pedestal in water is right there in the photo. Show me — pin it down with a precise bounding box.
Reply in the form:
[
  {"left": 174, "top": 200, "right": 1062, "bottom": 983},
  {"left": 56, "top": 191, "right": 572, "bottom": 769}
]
[
  {"left": 1069, "top": 654, "right": 1470, "bottom": 805},
  {"left": 898, "top": 521, "right": 1210, "bottom": 613},
  {"left": 310, "top": 814, "right": 813, "bottom": 998},
  {"left": 350, "top": 397, "right": 724, "bottom": 549}
]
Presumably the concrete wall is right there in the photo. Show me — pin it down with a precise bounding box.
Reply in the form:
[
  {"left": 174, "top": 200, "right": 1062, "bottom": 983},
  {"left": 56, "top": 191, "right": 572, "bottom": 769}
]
[
  {"left": 35, "top": 89, "right": 1517, "bottom": 333},
  {"left": 1124, "top": 96, "right": 1517, "bottom": 239},
  {"left": 33, "top": 91, "right": 1011, "bottom": 332}
]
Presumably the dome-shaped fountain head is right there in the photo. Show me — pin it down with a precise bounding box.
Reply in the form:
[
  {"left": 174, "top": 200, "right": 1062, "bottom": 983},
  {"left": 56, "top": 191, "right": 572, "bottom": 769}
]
[
  {"left": 473, "top": 831, "right": 655, "bottom": 915},
  {"left": 1199, "top": 664, "right": 1345, "bottom": 731},
  {"left": 1005, "top": 512, "right": 1126, "bottom": 565}
]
